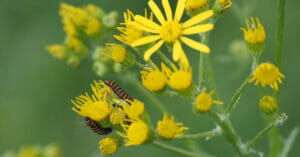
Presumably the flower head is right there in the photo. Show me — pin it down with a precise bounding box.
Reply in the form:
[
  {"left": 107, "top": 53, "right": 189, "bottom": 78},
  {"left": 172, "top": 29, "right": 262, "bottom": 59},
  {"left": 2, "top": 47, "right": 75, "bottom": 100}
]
[
  {"left": 71, "top": 81, "right": 112, "bottom": 121},
  {"left": 195, "top": 88, "right": 223, "bottom": 112},
  {"left": 249, "top": 63, "right": 284, "bottom": 90},
  {"left": 164, "top": 63, "right": 192, "bottom": 91},
  {"left": 46, "top": 44, "right": 67, "bottom": 60},
  {"left": 117, "top": 119, "right": 149, "bottom": 146},
  {"left": 122, "top": 99, "right": 145, "bottom": 119},
  {"left": 185, "top": 0, "right": 208, "bottom": 11},
  {"left": 98, "top": 137, "right": 118, "bottom": 155},
  {"left": 130, "top": 0, "right": 214, "bottom": 65},
  {"left": 259, "top": 96, "right": 277, "bottom": 114},
  {"left": 110, "top": 107, "right": 126, "bottom": 125},
  {"left": 84, "top": 17, "right": 101, "bottom": 35},
  {"left": 241, "top": 17, "right": 265, "bottom": 45},
  {"left": 17, "top": 146, "right": 39, "bottom": 157},
  {"left": 141, "top": 63, "right": 167, "bottom": 92},
  {"left": 218, "top": 0, "right": 232, "bottom": 9},
  {"left": 157, "top": 113, "right": 188, "bottom": 139},
  {"left": 103, "top": 43, "right": 127, "bottom": 63}
]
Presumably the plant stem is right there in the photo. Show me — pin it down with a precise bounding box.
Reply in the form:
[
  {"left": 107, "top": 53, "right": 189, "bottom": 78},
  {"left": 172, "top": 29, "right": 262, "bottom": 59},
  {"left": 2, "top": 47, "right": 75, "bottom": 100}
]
[
  {"left": 135, "top": 60, "right": 145, "bottom": 69},
  {"left": 177, "top": 128, "right": 222, "bottom": 139},
  {"left": 209, "top": 111, "right": 249, "bottom": 156},
  {"left": 198, "top": 34, "right": 209, "bottom": 88},
  {"left": 278, "top": 127, "right": 299, "bottom": 157},
  {"left": 152, "top": 141, "right": 200, "bottom": 157},
  {"left": 224, "top": 74, "right": 252, "bottom": 115},
  {"left": 156, "top": 50, "right": 173, "bottom": 68},
  {"left": 247, "top": 114, "right": 287, "bottom": 148},
  {"left": 275, "top": 0, "right": 285, "bottom": 69}
]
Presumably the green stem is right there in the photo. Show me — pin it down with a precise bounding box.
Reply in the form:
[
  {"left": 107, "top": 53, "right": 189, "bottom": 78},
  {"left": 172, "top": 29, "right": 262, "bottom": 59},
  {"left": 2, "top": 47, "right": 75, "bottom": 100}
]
[
  {"left": 156, "top": 50, "right": 173, "bottom": 68},
  {"left": 224, "top": 74, "right": 252, "bottom": 115},
  {"left": 198, "top": 34, "right": 209, "bottom": 88},
  {"left": 278, "top": 127, "right": 299, "bottom": 157},
  {"left": 177, "top": 128, "right": 222, "bottom": 139},
  {"left": 247, "top": 114, "right": 287, "bottom": 148},
  {"left": 135, "top": 60, "right": 145, "bottom": 69},
  {"left": 209, "top": 111, "right": 248, "bottom": 156},
  {"left": 152, "top": 141, "right": 200, "bottom": 157}
]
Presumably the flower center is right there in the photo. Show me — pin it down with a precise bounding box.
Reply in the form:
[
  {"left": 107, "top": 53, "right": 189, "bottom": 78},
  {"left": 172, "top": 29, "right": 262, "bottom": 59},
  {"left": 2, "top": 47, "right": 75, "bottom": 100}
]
[{"left": 160, "top": 21, "right": 182, "bottom": 43}]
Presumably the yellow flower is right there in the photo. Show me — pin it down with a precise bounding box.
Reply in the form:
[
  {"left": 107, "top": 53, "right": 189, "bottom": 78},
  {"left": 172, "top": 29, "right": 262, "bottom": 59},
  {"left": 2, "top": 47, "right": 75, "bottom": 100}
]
[
  {"left": 218, "top": 0, "right": 232, "bottom": 9},
  {"left": 259, "top": 96, "right": 277, "bottom": 114},
  {"left": 60, "top": 3, "right": 89, "bottom": 26},
  {"left": 195, "top": 88, "right": 223, "bottom": 112},
  {"left": 157, "top": 113, "right": 188, "bottom": 139},
  {"left": 185, "top": 0, "right": 208, "bottom": 11},
  {"left": 102, "top": 43, "right": 127, "bottom": 63},
  {"left": 43, "top": 144, "right": 60, "bottom": 157},
  {"left": 114, "top": 10, "right": 144, "bottom": 46},
  {"left": 85, "top": 17, "right": 101, "bottom": 35},
  {"left": 45, "top": 44, "right": 66, "bottom": 60},
  {"left": 117, "top": 119, "right": 149, "bottom": 146},
  {"left": 71, "top": 81, "right": 112, "bottom": 121},
  {"left": 141, "top": 63, "right": 167, "bottom": 92},
  {"left": 122, "top": 99, "right": 145, "bottom": 119},
  {"left": 17, "top": 146, "right": 38, "bottom": 157},
  {"left": 130, "top": 0, "right": 214, "bottom": 66},
  {"left": 110, "top": 107, "right": 126, "bottom": 125},
  {"left": 241, "top": 17, "right": 265, "bottom": 45},
  {"left": 98, "top": 137, "right": 118, "bottom": 155},
  {"left": 249, "top": 63, "right": 284, "bottom": 91},
  {"left": 163, "top": 62, "right": 192, "bottom": 91}
]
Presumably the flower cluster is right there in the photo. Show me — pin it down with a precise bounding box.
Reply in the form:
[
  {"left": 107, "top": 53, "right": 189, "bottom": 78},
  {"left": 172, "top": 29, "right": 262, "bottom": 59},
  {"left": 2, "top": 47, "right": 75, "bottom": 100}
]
[{"left": 2, "top": 144, "right": 60, "bottom": 157}]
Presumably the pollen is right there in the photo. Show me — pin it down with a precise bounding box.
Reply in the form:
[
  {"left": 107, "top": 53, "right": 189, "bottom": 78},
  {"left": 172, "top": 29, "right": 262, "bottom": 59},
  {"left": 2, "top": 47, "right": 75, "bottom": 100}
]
[
  {"left": 122, "top": 99, "right": 145, "bottom": 119},
  {"left": 117, "top": 119, "right": 149, "bottom": 146},
  {"left": 103, "top": 43, "right": 127, "bottom": 63},
  {"left": 141, "top": 63, "right": 167, "bottom": 92},
  {"left": 160, "top": 21, "right": 182, "bottom": 43},
  {"left": 195, "top": 88, "right": 223, "bottom": 112},
  {"left": 98, "top": 137, "right": 118, "bottom": 155},
  {"left": 71, "top": 81, "right": 112, "bottom": 121},
  {"left": 241, "top": 17, "right": 265, "bottom": 45},
  {"left": 185, "top": 0, "right": 208, "bottom": 11},
  {"left": 249, "top": 63, "right": 284, "bottom": 91},
  {"left": 259, "top": 96, "right": 277, "bottom": 114},
  {"left": 157, "top": 112, "right": 188, "bottom": 139},
  {"left": 163, "top": 63, "right": 193, "bottom": 91},
  {"left": 110, "top": 107, "right": 126, "bottom": 125}
]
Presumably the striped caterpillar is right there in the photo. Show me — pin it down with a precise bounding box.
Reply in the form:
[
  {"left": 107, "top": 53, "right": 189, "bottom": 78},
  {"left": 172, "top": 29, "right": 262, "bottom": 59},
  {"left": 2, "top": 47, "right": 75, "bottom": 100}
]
[
  {"left": 84, "top": 117, "right": 112, "bottom": 135},
  {"left": 104, "top": 80, "right": 133, "bottom": 102}
]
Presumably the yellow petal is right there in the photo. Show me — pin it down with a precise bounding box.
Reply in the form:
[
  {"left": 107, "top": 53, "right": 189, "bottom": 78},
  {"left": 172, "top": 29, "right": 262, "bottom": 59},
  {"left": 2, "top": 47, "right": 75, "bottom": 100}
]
[
  {"left": 162, "top": 0, "right": 173, "bottom": 21},
  {"left": 135, "top": 15, "right": 161, "bottom": 30},
  {"left": 144, "top": 40, "right": 164, "bottom": 61},
  {"left": 131, "top": 35, "right": 161, "bottom": 47},
  {"left": 182, "top": 10, "right": 213, "bottom": 28},
  {"left": 128, "top": 22, "right": 160, "bottom": 34},
  {"left": 181, "top": 36, "right": 210, "bottom": 53},
  {"left": 173, "top": 40, "right": 182, "bottom": 61},
  {"left": 182, "top": 24, "right": 214, "bottom": 35},
  {"left": 174, "top": 0, "right": 185, "bottom": 21},
  {"left": 148, "top": 0, "right": 166, "bottom": 24},
  {"left": 179, "top": 50, "right": 189, "bottom": 67}
]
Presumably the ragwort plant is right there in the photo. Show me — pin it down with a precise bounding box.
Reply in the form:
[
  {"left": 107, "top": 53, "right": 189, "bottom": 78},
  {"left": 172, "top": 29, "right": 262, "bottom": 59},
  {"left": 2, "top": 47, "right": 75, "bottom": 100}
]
[{"left": 46, "top": 0, "right": 298, "bottom": 156}]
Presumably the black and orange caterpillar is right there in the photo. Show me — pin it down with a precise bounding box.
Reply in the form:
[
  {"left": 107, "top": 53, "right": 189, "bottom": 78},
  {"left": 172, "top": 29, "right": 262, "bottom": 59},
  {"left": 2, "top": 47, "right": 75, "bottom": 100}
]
[
  {"left": 84, "top": 117, "right": 112, "bottom": 135},
  {"left": 104, "top": 80, "right": 133, "bottom": 102}
]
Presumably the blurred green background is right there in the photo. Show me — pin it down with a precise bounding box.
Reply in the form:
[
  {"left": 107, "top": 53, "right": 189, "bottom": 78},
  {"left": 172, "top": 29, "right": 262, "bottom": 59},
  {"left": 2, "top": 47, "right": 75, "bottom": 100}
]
[{"left": 0, "top": 0, "right": 299, "bottom": 156}]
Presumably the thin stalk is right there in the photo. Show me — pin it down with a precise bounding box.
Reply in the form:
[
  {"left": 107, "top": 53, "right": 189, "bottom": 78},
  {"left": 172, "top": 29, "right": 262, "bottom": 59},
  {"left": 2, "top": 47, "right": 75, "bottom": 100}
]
[
  {"left": 152, "top": 141, "right": 200, "bottom": 157},
  {"left": 278, "top": 127, "right": 299, "bottom": 157},
  {"left": 156, "top": 50, "right": 173, "bottom": 68},
  {"left": 198, "top": 33, "right": 209, "bottom": 88},
  {"left": 224, "top": 74, "right": 252, "bottom": 115},
  {"left": 209, "top": 111, "right": 248, "bottom": 156},
  {"left": 135, "top": 60, "right": 145, "bottom": 69},
  {"left": 177, "top": 128, "right": 222, "bottom": 139}
]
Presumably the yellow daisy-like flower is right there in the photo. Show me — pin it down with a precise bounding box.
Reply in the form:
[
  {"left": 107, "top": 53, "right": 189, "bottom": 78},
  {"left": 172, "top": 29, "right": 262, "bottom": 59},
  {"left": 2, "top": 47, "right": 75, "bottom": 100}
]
[
  {"left": 102, "top": 43, "right": 127, "bottom": 63},
  {"left": 46, "top": 44, "right": 66, "bottom": 60},
  {"left": 241, "top": 17, "right": 265, "bottom": 45},
  {"left": 110, "top": 107, "right": 126, "bottom": 125},
  {"left": 130, "top": 0, "right": 214, "bottom": 65},
  {"left": 117, "top": 119, "right": 149, "bottom": 146},
  {"left": 259, "top": 96, "right": 277, "bottom": 114},
  {"left": 195, "top": 88, "right": 223, "bottom": 112},
  {"left": 71, "top": 81, "right": 112, "bottom": 121},
  {"left": 163, "top": 62, "right": 192, "bottom": 91},
  {"left": 122, "top": 99, "right": 145, "bottom": 119},
  {"left": 114, "top": 10, "right": 145, "bottom": 46},
  {"left": 218, "top": 0, "right": 232, "bottom": 9},
  {"left": 249, "top": 63, "right": 284, "bottom": 91},
  {"left": 185, "top": 0, "right": 208, "bottom": 11},
  {"left": 98, "top": 137, "right": 118, "bottom": 155},
  {"left": 141, "top": 63, "right": 167, "bottom": 92},
  {"left": 157, "top": 112, "right": 188, "bottom": 139},
  {"left": 17, "top": 146, "right": 38, "bottom": 157}
]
